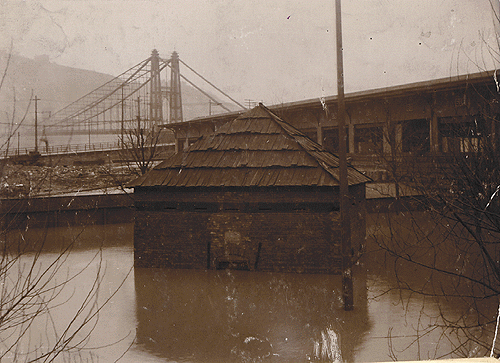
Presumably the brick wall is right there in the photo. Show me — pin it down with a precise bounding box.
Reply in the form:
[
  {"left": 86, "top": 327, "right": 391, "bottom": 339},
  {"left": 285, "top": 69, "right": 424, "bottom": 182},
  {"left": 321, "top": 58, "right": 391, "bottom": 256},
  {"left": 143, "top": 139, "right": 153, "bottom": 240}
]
[{"left": 134, "top": 186, "right": 366, "bottom": 274}]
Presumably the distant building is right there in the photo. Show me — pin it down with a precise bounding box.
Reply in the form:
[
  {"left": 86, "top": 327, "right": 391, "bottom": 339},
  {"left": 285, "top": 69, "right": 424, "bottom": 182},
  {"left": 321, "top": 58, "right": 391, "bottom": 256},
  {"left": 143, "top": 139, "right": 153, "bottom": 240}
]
[
  {"left": 130, "top": 104, "right": 370, "bottom": 273},
  {"left": 166, "top": 71, "right": 499, "bottom": 180}
]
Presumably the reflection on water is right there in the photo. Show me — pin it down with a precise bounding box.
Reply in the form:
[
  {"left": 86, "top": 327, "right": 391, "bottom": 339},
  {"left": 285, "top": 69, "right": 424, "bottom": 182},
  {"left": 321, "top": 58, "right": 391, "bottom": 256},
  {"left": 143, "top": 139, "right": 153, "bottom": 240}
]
[
  {"left": 2, "top": 220, "right": 481, "bottom": 362},
  {"left": 5, "top": 223, "right": 134, "bottom": 252},
  {"left": 134, "top": 268, "right": 368, "bottom": 362},
  {"left": 314, "top": 328, "right": 342, "bottom": 362}
]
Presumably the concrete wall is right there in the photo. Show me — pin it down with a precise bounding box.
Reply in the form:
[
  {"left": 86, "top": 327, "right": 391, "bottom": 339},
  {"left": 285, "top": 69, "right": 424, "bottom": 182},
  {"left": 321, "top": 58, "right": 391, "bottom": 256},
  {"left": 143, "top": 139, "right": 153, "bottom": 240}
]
[
  {"left": 10, "top": 144, "right": 175, "bottom": 167},
  {"left": 133, "top": 185, "right": 366, "bottom": 274},
  {"left": 1, "top": 193, "right": 134, "bottom": 230}
]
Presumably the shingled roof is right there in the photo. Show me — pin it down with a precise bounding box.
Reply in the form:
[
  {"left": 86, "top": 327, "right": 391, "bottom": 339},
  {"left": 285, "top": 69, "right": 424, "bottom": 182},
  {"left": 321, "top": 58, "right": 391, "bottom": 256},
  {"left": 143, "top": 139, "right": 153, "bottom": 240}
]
[{"left": 129, "top": 104, "right": 371, "bottom": 188}]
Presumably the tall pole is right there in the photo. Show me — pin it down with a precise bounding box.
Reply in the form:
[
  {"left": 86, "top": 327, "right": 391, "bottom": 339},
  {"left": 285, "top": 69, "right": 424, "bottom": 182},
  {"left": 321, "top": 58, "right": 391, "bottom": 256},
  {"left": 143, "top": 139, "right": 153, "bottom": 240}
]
[
  {"left": 121, "top": 86, "right": 125, "bottom": 149},
  {"left": 137, "top": 96, "right": 141, "bottom": 134},
  {"left": 336, "top": 0, "right": 353, "bottom": 311},
  {"left": 33, "top": 95, "right": 40, "bottom": 153}
]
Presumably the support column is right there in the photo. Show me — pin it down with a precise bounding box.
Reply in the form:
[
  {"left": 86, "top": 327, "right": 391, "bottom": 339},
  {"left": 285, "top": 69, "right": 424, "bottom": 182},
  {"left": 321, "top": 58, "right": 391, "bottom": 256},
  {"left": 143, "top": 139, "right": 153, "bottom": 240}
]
[
  {"left": 169, "top": 51, "right": 183, "bottom": 123},
  {"left": 429, "top": 94, "right": 439, "bottom": 153},
  {"left": 430, "top": 112, "right": 439, "bottom": 153},
  {"left": 150, "top": 49, "right": 163, "bottom": 126},
  {"left": 395, "top": 123, "right": 402, "bottom": 152},
  {"left": 383, "top": 124, "right": 391, "bottom": 154},
  {"left": 174, "top": 138, "right": 180, "bottom": 154},
  {"left": 348, "top": 123, "right": 355, "bottom": 154}
]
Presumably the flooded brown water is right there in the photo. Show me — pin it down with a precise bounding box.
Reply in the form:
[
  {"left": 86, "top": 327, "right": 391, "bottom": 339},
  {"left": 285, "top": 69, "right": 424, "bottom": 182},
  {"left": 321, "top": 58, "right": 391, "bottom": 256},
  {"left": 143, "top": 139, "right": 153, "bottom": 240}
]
[{"left": 1, "top": 220, "right": 492, "bottom": 362}]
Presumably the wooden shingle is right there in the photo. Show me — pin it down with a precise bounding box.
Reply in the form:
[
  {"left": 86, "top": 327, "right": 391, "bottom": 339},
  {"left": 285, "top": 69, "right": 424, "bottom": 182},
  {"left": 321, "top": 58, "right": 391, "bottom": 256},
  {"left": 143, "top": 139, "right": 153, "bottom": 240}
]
[{"left": 129, "top": 104, "right": 371, "bottom": 188}]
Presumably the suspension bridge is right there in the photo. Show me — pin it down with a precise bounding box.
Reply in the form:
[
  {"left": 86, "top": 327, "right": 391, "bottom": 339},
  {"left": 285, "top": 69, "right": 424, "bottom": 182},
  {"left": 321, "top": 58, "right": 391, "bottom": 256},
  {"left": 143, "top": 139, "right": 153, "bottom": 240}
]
[{"left": 12, "top": 50, "right": 246, "bottom": 157}]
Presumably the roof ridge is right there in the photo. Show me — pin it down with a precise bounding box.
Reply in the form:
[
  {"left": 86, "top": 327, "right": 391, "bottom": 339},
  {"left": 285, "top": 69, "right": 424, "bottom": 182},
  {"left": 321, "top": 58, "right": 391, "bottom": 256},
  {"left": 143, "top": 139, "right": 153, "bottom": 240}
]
[
  {"left": 257, "top": 104, "right": 340, "bottom": 181},
  {"left": 258, "top": 103, "right": 370, "bottom": 184}
]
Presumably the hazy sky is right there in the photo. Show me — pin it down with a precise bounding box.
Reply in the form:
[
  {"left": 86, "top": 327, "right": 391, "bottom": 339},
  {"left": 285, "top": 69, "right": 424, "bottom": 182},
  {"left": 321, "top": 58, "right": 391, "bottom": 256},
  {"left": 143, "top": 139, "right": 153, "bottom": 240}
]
[{"left": 1, "top": 0, "right": 498, "bottom": 105}]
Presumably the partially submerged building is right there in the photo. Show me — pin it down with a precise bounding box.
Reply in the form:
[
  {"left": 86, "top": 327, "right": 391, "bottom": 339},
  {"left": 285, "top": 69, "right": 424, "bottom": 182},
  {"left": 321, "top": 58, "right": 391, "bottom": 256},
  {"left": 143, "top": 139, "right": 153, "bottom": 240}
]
[{"left": 129, "top": 104, "right": 370, "bottom": 274}]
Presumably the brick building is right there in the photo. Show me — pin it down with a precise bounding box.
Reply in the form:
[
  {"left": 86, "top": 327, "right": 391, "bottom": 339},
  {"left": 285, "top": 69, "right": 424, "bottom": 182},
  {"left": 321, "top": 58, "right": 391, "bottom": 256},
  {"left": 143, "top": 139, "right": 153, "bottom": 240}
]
[{"left": 129, "top": 104, "right": 370, "bottom": 274}]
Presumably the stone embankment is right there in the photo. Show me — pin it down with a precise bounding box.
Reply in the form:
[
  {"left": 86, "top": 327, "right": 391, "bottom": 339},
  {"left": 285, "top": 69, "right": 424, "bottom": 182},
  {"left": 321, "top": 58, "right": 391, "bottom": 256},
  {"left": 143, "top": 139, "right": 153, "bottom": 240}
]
[{"left": 0, "top": 161, "right": 136, "bottom": 230}]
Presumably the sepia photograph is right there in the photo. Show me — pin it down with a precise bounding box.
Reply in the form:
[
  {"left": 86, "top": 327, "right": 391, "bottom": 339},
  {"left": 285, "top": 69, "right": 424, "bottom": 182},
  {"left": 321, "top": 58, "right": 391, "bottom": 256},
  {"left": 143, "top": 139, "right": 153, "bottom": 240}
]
[{"left": 0, "top": 1, "right": 499, "bottom": 362}]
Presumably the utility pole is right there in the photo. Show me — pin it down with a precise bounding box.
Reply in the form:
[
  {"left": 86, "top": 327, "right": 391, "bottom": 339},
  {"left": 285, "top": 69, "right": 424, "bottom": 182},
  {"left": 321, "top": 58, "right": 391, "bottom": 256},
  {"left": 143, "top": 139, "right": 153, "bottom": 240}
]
[
  {"left": 137, "top": 96, "right": 141, "bottom": 134},
  {"left": 121, "top": 85, "right": 125, "bottom": 149},
  {"left": 209, "top": 100, "right": 222, "bottom": 116},
  {"left": 336, "top": 0, "right": 353, "bottom": 311},
  {"left": 32, "top": 95, "right": 40, "bottom": 153},
  {"left": 245, "top": 99, "right": 256, "bottom": 109}
]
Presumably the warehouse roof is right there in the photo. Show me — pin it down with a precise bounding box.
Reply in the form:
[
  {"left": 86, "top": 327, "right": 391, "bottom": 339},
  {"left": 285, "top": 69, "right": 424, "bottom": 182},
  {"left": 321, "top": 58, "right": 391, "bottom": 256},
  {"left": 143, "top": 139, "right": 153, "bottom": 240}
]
[{"left": 129, "top": 104, "right": 371, "bottom": 188}]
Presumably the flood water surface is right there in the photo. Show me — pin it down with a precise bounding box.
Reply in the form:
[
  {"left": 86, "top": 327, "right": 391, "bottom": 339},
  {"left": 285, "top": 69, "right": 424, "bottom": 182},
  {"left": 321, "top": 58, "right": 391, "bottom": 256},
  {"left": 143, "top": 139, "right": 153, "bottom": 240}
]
[{"left": 2, "top": 223, "right": 485, "bottom": 362}]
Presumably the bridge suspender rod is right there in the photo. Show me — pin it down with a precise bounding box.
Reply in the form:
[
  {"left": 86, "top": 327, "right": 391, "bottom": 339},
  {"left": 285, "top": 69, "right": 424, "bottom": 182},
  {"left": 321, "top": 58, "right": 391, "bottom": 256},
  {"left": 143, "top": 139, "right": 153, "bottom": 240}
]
[
  {"left": 63, "top": 58, "right": 153, "bottom": 123},
  {"left": 176, "top": 72, "right": 232, "bottom": 113},
  {"left": 179, "top": 59, "right": 247, "bottom": 110},
  {"left": 87, "top": 58, "right": 169, "bottom": 123},
  {"left": 48, "top": 58, "right": 151, "bottom": 124},
  {"left": 48, "top": 59, "right": 169, "bottom": 128}
]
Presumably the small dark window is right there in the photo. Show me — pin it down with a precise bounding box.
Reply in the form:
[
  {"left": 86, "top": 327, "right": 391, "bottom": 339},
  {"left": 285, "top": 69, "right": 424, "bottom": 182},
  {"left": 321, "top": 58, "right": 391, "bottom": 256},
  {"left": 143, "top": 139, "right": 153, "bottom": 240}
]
[
  {"left": 192, "top": 202, "right": 216, "bottom": 212},
  {"left": 258, "top": 203, "right": 273, "bottom": 211},
  {"left": 163, "top": 202, "right": 177, "bottom": 210},
  {"left": 135, "top": 201, "right": 165, "bottom": 211},
  {"left": 223, "top": 203, "right": 240, "bottom": 211},
  {"left": 293, "top": 205, "right": 307, "bottom": 211}
]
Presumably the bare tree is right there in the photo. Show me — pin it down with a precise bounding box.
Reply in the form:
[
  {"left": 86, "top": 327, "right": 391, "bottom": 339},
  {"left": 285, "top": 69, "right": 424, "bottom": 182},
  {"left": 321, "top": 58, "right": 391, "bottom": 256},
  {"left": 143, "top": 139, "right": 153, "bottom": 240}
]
[
  {"left": 119, "top": 115, "right": 165, "bottom": 176},
  {"left": 0, "top": 48, "right": 129, "bottom": 362},
  {"left": 367, "top": 41, "right": 500, "bottom": 362}
]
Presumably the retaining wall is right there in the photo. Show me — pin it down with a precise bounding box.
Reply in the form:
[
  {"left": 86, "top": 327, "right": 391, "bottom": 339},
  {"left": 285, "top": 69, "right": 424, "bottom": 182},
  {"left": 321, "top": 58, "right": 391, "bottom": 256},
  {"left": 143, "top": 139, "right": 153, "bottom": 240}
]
[{"left": 1, "top": 192, "right": 134, "bottom": 230}]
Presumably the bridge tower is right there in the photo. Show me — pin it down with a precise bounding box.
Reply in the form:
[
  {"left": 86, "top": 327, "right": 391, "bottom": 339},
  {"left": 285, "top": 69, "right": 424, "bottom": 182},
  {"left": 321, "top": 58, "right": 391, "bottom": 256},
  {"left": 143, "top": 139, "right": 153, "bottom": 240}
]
[
  {"left": 169, "top": 51, "right": 183, "bottom": 123},
  {"left": 149, "top": 49, "right": 163, "bottom": 126}
]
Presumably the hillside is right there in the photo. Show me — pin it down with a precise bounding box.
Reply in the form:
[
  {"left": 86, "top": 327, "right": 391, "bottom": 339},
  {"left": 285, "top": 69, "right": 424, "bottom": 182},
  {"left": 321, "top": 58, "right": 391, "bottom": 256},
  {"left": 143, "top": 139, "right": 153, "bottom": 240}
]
[
  {"left": 0, "top": 53, "right": 115, "bottom": 124},
  {"left": 0, "top": 52, "right": 238, "bottom": 148}
]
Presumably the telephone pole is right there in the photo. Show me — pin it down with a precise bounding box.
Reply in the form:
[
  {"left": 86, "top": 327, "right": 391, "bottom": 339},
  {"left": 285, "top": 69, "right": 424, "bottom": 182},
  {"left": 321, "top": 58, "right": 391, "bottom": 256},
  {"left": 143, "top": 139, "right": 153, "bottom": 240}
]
[
  {"left": 209, "top": 99, "right": 222, "bottom": 115},
  {"left": 137, "top": 96, "right": 141, "bottom": 133},
  {"left": 121, "top": 85, "right": 125, "bottom": 149},
  {"left": 336, "top": 0, "right": 353, "bottom": 311},
  {"left": 32, "top": 95, "right": 40, "bottom": 153}
]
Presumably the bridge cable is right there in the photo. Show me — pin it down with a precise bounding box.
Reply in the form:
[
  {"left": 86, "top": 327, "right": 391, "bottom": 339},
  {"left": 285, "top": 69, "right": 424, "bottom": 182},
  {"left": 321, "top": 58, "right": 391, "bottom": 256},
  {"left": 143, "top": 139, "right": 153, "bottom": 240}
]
[
  {"left": 48, "top": 58, "right": 170, "bottom": 128},
  {"left": 172, "top": 69, "right": 233, "bottom": 113},
  {"left": 178, "top": 59, "right": 247, "bottom": 110},
  {"left": 47, "top": 57, "right": 151, "bottom": 125}
]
